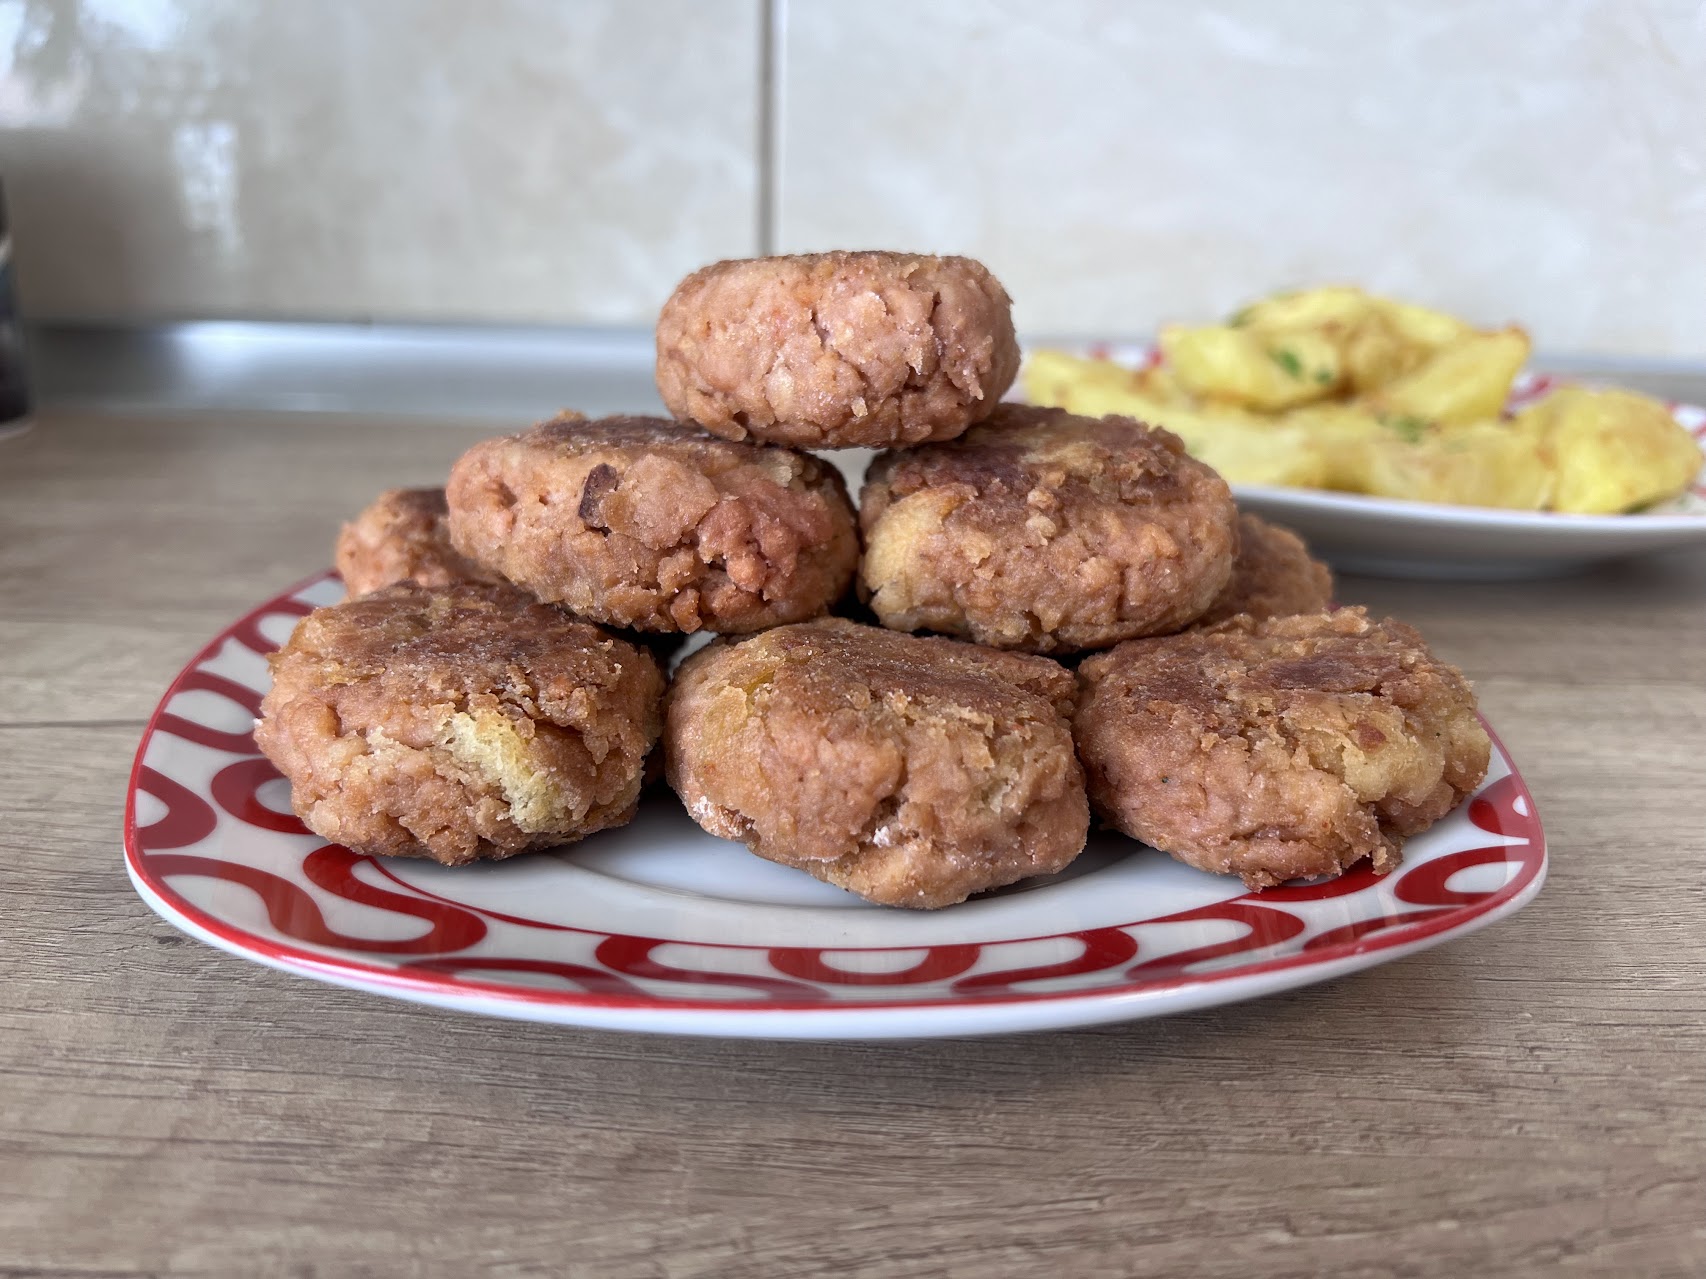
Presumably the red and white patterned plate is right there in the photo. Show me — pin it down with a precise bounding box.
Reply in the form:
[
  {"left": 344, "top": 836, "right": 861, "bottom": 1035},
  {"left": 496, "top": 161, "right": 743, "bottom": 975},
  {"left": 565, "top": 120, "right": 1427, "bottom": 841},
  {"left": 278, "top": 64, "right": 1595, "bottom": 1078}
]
[{"left": 125, "top": 573, "right": 1548, "bottom": 1039}]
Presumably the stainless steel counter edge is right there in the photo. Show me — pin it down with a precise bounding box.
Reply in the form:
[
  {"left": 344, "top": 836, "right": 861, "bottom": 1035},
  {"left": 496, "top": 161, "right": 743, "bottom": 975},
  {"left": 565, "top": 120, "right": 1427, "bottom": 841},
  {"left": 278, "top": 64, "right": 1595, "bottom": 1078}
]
[{"left": 23, "top": 321, "right": 1706, "bottom": 423}]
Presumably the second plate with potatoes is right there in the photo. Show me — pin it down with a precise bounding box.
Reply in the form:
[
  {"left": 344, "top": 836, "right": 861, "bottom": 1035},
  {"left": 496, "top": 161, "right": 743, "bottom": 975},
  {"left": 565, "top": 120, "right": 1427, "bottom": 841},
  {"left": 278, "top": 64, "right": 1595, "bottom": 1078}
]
[{"left": 1027, "top": 336, "right": 1706, "bottom": 578}]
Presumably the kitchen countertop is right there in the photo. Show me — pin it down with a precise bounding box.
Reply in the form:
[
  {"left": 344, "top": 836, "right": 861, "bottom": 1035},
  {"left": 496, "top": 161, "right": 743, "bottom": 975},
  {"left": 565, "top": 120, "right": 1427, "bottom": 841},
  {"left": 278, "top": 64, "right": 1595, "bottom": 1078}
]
[{"left": 4, "top": 408, "right": 1704, "bottom": 1277}]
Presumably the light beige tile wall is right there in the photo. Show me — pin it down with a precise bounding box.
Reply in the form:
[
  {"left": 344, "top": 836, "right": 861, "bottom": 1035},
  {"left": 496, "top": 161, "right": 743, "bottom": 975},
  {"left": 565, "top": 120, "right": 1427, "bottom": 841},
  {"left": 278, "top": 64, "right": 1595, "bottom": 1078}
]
[
  {"left": 4, "top": 0, "right": 1704, "bottom": 356},
  {"left": 774, "top": 0, "right": 1706, "bottom": 357},
  {"left": 0, "top": 0, "right": 761, "bottom": 323}
]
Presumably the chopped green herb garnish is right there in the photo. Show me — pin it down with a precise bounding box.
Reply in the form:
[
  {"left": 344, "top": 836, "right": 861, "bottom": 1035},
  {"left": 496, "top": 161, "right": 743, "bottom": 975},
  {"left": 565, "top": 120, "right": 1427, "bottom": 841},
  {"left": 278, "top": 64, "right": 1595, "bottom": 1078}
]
[
  {"left": 1270, "top": 348, "right": 1303, "bottom": 378},
  {"left": 1229, "top": 307, "right": 1253, "bottom": 327},
  {"left": 1314, "top": 368, "right": 1334, "bottom": 385},
  {"left": 1380, "top": 413, "right": 1429, "bottom": 443}
]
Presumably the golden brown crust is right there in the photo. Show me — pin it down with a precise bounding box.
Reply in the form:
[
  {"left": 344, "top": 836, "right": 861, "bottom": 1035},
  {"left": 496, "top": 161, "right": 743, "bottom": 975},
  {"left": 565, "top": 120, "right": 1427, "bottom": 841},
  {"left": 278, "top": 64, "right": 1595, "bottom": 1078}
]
[
  {"left": 255, "top": 581, "right": 665, "bottom": 865},
  {"left": 1073, "top": 609, "right": 1491, "bottom": 888},
  {"left": 445, "top": 413, "right": 858, "bottom": 634},
  {"left": 859, "top": 405, "right": 1238, "bottom": 653},
  {"left": 665, "top": 619, "right": 1088, "bottom": 909},
  {"left": 655, "top": 252, "right": 1020, "bottom": 449},
  {"left": 335, "top": 487, "right": 501, "bottom": 596},
  {"left": 1194, "top": 514, "right": 1334, "bottom": 628}
]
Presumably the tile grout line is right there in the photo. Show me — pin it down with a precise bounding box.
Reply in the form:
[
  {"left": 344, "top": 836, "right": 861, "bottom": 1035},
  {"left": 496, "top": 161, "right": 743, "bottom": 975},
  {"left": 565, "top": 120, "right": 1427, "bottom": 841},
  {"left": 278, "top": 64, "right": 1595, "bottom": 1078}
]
[{"left": 756, "top": 0, "right": 784, "bottom": 255}]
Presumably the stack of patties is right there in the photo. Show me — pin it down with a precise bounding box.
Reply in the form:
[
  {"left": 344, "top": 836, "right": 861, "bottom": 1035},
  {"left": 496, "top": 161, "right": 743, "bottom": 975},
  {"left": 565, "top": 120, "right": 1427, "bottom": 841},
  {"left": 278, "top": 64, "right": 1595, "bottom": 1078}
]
[
  {"left": 656, "top": 253, "right": 1486, "bottom": 906},
  {"left": 258, "top": 250, "right": 1489, "bottom": 909}
]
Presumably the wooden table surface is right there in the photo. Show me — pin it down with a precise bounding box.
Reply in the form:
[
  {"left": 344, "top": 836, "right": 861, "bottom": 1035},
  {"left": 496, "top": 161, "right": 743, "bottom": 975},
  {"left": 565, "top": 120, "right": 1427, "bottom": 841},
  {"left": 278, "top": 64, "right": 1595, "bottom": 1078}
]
[{"left": 4, "top": 410, "right": 1704, "bottom": 1278}]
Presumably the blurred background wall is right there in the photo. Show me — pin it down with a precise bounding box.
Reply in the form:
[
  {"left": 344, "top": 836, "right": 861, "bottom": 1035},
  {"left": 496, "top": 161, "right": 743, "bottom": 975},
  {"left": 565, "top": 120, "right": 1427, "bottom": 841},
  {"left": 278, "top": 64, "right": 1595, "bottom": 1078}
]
[{"left": 1, "top": 0, "right": 1702, "bottom": 354}]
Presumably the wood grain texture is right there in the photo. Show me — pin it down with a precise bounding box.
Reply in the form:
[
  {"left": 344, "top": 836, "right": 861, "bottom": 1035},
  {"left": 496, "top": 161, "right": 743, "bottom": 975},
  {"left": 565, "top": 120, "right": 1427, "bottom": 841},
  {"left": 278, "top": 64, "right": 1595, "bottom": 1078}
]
[{"left": 2, "top": 412, "right": 1703, "bottom": 1278}]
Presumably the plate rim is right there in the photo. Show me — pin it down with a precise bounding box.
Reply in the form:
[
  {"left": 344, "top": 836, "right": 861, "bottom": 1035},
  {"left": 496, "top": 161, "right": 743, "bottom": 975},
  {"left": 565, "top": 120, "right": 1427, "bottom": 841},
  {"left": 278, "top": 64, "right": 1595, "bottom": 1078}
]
[
  {"left": 123, "top": 572, "right": 1550, "bottom": 1038},
  {"left": 1232, "top": 482, "right": 1706, "bottom": 534}
]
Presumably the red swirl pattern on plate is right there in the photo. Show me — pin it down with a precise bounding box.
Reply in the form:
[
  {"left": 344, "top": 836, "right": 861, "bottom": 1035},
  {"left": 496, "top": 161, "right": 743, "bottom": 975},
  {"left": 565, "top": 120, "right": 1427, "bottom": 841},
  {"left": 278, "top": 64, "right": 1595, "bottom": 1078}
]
[
  {"left": 773, "top": 945, "right": 982, "bottom": 987},
  {"left": 227, "top": 597, "right": 314, "bottom": 658},
  {"left": 399, "top": 956, "right": 645, "bottom": 997},
  {"left": 1124, "top": 902, "right": 1307, "bottom": 981},
  {"left": 952, "top": 930, "right": 1138, "bottom": 993},
  {"left": 594, "top": 935, "right": 818, "bottom": 1001},
  {"left": 134, "top": 766, "right": 220, "bottom": 851},
  {"left": 210, "top": 757, "right": 311, "bottom": 835},
  {"left": 1393, "top": 846, "right": 1528, "bottom": 908},
  {"left": 123, "top": 570, "right": 1549, "bottom": 1025},
  {"left": 1235, "top": 861, "right": 1385, "bottom": 902},
  {"left": 157, "top": 670, "right": 267, "bottom": 755},
  {"left": 142, "top": 851, "right": 484, "bottom": 954}
]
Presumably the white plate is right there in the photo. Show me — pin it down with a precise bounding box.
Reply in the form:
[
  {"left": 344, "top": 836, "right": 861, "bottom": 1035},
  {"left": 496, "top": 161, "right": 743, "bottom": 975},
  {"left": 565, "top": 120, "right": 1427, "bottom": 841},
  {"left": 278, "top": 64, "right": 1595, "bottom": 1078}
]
[
  {"left": 124, "top": 573, "right": 1548, "bottom": 1039},
  {"left": 1234, "top": 482, "right": 1706, "bottom": 579},
  {"left": 1034, "top": 346, "right": 1706, "bottom": 579}
]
